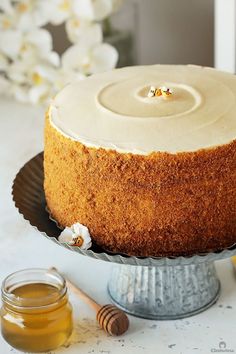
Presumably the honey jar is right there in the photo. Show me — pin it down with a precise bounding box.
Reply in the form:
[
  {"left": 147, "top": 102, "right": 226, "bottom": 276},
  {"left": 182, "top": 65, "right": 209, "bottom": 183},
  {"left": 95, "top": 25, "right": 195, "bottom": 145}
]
[{"left": 1, "top": 268, "right": 73, "bottom": 352}]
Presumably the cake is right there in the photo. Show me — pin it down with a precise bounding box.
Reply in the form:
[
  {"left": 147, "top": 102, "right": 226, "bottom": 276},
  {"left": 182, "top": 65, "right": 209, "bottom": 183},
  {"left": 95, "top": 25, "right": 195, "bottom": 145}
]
[{"left": 44, "top": 64, "right": 236, "bottom": 257}]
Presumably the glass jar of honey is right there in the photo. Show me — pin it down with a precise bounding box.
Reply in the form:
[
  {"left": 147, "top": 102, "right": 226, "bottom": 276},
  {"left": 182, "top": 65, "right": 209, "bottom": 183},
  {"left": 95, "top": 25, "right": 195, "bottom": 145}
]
[{"left": 1, "top": 268, "right": 73, "bottom": 352}]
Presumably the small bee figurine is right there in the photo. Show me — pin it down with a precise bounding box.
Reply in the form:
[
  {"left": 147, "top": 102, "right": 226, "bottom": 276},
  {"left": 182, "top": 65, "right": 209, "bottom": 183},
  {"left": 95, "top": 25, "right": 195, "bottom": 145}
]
[
  {"left": 147, "top": 86, "right": 173, "bottom": 98},
  {"left": 69, "top": 235, "right": 84, "bottom": 247},
  {"left": 161, "top": 86, "right": 173, "bottom": 98},
  {"left": 147, "top": 86, "right": 156, "bottom": 97}
]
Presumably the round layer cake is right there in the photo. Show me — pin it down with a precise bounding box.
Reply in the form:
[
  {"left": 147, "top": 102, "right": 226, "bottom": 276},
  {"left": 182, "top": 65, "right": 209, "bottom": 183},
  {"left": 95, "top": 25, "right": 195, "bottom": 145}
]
[{"left": 44, "top": 64, "right": 236, "bottom": 257}]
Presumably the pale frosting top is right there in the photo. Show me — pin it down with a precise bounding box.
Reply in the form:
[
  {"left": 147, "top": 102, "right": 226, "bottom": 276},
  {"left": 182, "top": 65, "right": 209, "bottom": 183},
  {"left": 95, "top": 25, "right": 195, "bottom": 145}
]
[{"left": 49, "top": 64, "right": 236, "bottom": 154}]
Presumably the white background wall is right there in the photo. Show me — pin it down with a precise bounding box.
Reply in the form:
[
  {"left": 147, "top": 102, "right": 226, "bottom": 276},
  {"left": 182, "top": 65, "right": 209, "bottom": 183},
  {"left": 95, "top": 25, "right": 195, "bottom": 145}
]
[
  {"left": 215, "top": 0, "right": 236, "bottom": 73},
  {"left": 114, "top": 0, "right": 214, "bottom": 66},
  {"left": 134, "top": 0, "right": 214, "bottom": 66}
]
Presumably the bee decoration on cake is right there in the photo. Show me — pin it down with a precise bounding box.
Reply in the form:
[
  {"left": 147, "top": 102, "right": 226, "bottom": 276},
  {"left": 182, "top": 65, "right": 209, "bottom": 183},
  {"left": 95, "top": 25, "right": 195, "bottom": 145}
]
[
  {"left": 148, "top": 86, "right": 173, "bottom": 98},
  {"left": 147, "top": 86, "right": 157, "bottom": 97},
  {"left": 161, "top": 86, "right": 173, "bottom": 97}
]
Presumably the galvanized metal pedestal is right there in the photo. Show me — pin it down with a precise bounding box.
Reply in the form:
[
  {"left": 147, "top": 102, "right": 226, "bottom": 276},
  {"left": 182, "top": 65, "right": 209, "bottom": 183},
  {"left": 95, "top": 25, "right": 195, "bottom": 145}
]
[
  {"left": 12, "top": 152, "right": 236, "bottom": 320},
  {"left": 108, "top": 262, "right": 220, "bottom": 320}
]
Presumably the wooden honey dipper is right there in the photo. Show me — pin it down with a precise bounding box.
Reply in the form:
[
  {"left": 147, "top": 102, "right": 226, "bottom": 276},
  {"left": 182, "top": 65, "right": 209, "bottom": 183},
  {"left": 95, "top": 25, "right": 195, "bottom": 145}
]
[{"left": 51, "top": 267, "right": 129, "bottom": 336}]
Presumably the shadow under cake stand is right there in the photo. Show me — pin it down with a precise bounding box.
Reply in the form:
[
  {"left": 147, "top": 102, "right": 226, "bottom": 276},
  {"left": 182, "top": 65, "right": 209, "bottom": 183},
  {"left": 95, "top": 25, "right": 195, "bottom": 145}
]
[{"left": 12, "top": 152, "right": 236, "bottom": 320}]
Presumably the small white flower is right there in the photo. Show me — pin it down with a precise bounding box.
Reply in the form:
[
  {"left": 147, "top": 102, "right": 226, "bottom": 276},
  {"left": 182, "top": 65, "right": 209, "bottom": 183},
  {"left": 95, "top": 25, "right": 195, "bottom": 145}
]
[
  {"left": 3, "top": 26, "right": 60, "bottom": 105},
  {"left": 11, "top": 84, "right": 30, "bottom": 102},
  {"left": 72, "top": 0, "right": 113, "bottom": 21},
  {"left": 0, "top": 28, "right": 58, "bottom": 62},
  {"left": 58, "top": 227, "right": 74, "bottom": 243},
  {"left": 14, "top": 0, "right": 52, "bottom": 30},
  {"left": 53, "top": 67, "right": 85, "bottom": 91},
  {"left": 46, "top": 0, "right": 71, "bottom": 25},
  {"left": 0, "top": 53, "right": 9, "bottom": 71},
  {"left": 0, "top": 30, "right": 22, "bottom": 59},
  {"left": 0, "top": 0, "right": 122, "bottom": 105},
  {"left": 0, "top": 0, "right": 13, "bottom": 14},
  {"left": 59, "top": 222, "right": 92, "bottom": 250},
  {"left": 24, "top": 29, "right": 54, "bottom": 57},
  {"left": 65, "top": 17, "right": 102, "bottom": 45},
  {"left": 8, "top": 59, "right": 59, "bottom": 104},
  {"left": 0, "top": 13, "right": 15, "bottom": 30},
  {"left": 89, "top": 43, "right": 118, "bottom": 73},
  {"left": 62, "top": 42, "right": 118, "bottom": 75}
]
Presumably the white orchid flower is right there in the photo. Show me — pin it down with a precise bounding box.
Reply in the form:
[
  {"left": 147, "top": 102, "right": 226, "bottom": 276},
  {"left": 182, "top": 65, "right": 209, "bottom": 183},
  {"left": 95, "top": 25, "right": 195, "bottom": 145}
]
[
  {"left": 13, "top": 0, "right": 52, "bottom": 30},
  {"left": 46, "top": 0, "right": 72, "bottom": 25},
  {"left": 10, "top": 81, "right": 53, "bottom": 104},
  {"left": 0, "top": 53, "right": 9, "bottom": 71},
  {"left": 0, "top": 30, "right": 22, "bottom": 59},
  {"left": 20, "top": 29, "right": 60, "bottom": 66},
  {"left": 3, "top": 26, "right": 60, "bottom": 105},
  {"left": 89, "top": 43, "right": 118, "bottom": 73},
  {"left": 11, "top": 81, "right": 53, "bottom": 105},
  {"left": 65, "top": 17, "right": 102, "bottom": 45},
  {"left": 0, "top": 0, "right": 13, "bottom": 14},
  {"left": 0, "top": 0, "right": 73, "bottom": 28},
  {"left": 54, "top": 68, "right": 85, "bottom": 91},
  {"left": 48, "top": 0, "right": 123, "bottom": 24},
  {"left": 8, "top": 57, "right": 58, "bottom": 104},
  {"left": 61, "top": 44, "right": 92, "bottom": 75},
  {"left": 59, "top": 222, "right": 92, "bottom": 250},
  {"left": 25, "top": 29, "right": 53, "bottom": 55},
  {"left": 0, "top": 0, "right": 122, "bottom": 105},
  {"left": 10, "top": 79, "right": 54, "bottom": 104},
  {"left": 72, "top": 0, "right": 113, "bottom": 21},
  {"left": 7, "top": 61, "right": 26, "bottom": 84},
  {"left": 0, "top": 12, "right": 16, "bottom": 31},
  {"left": 0, "top": 1, "right": 52, "bottom": 30},
  {"left": 0, "top": 28, "right": 60, "bottom": 65},
  {"left": 28, "top": 83, "right": 53, "bottom": 104},
  {"left": 62, "top": 42, "right": 118, "bottom": 75},
  {"left": 10, "top": 84, "right": 29, "bottom": 103}
]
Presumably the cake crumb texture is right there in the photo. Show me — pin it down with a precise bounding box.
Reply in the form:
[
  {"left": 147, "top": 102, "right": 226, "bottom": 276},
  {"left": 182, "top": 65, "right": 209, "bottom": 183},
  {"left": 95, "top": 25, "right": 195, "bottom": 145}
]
[{"left": 44, "top": 114, "right": 236, "bottom": 257}]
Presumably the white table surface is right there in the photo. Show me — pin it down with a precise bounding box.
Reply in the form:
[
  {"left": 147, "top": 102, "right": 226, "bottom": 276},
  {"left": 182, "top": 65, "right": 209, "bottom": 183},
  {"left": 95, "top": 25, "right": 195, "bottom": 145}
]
[{"left": 1, "top": 96, "right": 236, "bottom": 354}]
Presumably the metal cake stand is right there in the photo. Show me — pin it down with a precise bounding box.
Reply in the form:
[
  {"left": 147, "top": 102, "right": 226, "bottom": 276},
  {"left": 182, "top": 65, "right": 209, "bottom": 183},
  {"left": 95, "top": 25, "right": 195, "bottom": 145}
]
[{"left": 12, "top": 152, "right": 236, "bottom": 320}]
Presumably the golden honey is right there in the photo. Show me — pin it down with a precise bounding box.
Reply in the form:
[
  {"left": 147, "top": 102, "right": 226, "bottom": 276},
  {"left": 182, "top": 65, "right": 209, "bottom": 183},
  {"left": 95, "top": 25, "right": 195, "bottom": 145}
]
[{"left": 1, "top": 268, "right": 73, "bottom": 352}]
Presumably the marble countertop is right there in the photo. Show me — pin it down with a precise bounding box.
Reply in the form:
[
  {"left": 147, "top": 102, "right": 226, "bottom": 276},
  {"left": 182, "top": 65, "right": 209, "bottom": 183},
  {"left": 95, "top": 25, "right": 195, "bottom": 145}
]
[{"left": 0, "top": 97, "right": 236, "bottom": 354}]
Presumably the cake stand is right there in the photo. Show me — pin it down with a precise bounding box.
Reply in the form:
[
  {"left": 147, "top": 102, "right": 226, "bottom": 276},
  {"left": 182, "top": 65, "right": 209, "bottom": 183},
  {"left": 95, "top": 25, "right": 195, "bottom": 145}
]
[{"left": 12, "top": 152, "right": 236, "bottom": 320}]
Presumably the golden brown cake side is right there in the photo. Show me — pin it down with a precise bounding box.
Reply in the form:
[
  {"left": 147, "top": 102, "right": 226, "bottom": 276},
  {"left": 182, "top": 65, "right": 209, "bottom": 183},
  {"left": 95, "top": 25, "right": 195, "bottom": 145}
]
[{"left": 44, "top": 114, "right": 236, "bottom": 257}]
